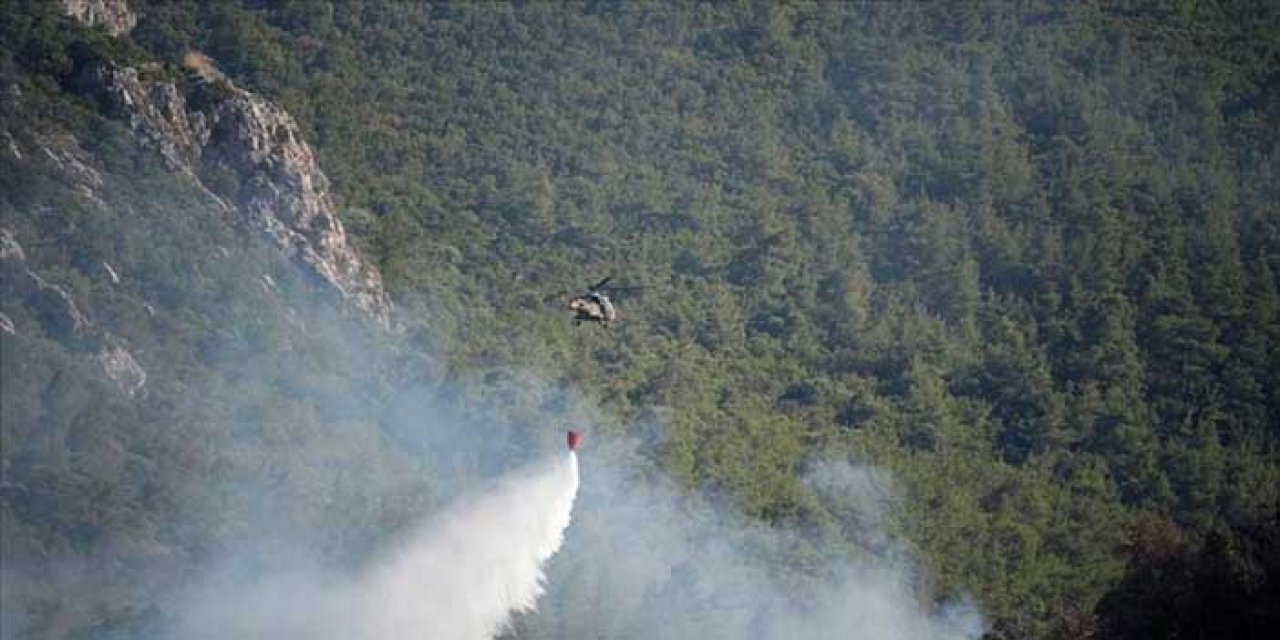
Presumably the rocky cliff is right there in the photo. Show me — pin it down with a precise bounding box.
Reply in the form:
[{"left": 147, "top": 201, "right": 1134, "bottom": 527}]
[
  {"left": 1, "top": 2, "right": 394, "bottom": 400},
  {"left": 89, "top": 61, "right": 392, "bottom": 326},
  {"left": 58, "top": 4, "right": 393, "bottom": 327},
  {"left": 59, "top": 0, "right": 136, "bottom": 37}
]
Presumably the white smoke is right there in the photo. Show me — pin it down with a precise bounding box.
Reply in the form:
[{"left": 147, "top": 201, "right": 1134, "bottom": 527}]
[
  {"left": 177, "top": 451, "right": 580, "bottom": 640},
  {"left": 533, "top": 451, "right": 986, "bottom": 640}
]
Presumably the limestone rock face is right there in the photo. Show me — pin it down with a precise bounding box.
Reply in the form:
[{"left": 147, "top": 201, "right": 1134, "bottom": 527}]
[
  {"left": 83, "top": 60, "right": 392, "bottom": 326},
  {"left": 199, "top": 79, "right": 392, "bottom": 326},
  {"left": 59, "top": 0, "right": 137, "bottom": 37},
  {"left": 91, "top": 65, "right": 208, "bottom": 172},
  {"left": 51, "top": 8, "right": 391, "bottom": 326},
  {"left": 95, "top": 344, "right": 147, "bottom": 397},
  {"left": 0, "top": 227, "right": 24, "bottom": 261}
]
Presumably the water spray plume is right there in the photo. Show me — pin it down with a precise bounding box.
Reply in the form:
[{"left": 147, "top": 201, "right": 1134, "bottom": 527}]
[
  {"left": 177, "top": 446, "right": 580, "bottom": 640},
  {"left": 356, "top": 448, "right": 580, "bottom": 639}
]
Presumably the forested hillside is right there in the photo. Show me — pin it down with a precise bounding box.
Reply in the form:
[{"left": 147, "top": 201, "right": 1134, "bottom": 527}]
[{"left": 2, "top": 1, "right": 1278, "bottom": 638}]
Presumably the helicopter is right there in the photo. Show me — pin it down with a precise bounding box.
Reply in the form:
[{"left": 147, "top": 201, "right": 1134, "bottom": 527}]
[{"left": 567, "top": 276, "right": 640, "bottom": 327}]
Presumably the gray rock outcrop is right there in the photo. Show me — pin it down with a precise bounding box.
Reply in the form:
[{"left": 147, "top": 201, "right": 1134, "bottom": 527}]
[
  {"left": 81, "top": 59, "right": 392, "bottom": 326},
  {"left": 91, "top": 65, "right": 208, "bottom": 172},
  {"left": 58, "top": 5, "right": 391, "bottom": 326},
  {"left": 59, "top": 0, "right": 137, "bottom": 37},
  {"left": 95, "top": 344, "right": 147, "bottom": 397}
]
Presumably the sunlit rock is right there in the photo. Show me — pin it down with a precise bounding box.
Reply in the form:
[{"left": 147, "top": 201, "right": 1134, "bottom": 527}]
[{"left": 59, "top": 0, "right": 136, "bottom": 37}]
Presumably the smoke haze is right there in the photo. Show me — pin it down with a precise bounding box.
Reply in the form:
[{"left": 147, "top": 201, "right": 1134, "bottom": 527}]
[
  {"left": 177, "top": 451, "right": 580, "bottom": 639},
  {"left": 167, "top": 372, "right": 983, "bottom": 640},
  {"left": 538, "top": 450, "right": 984, "bottom": 640}
]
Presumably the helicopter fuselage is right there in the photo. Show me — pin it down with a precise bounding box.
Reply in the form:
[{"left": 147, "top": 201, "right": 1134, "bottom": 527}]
[{"left": 569, "top": 293, "right": 616, "bottom": 324}]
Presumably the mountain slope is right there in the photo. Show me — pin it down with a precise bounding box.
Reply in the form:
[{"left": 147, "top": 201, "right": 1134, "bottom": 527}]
[{"left": 2, "top": 1, "right": 1279, "bottom": 638}]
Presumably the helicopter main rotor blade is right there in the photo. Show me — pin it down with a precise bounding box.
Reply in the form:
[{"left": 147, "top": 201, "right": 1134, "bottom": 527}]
[{"left": 591, "top": 276, "right": 614, "bottom": 290}]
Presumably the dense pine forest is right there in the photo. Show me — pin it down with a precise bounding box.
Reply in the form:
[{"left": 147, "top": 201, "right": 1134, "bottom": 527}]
[{"left": 2, "top": 1, "right": 1279, "bottom": 638}]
